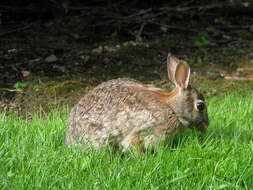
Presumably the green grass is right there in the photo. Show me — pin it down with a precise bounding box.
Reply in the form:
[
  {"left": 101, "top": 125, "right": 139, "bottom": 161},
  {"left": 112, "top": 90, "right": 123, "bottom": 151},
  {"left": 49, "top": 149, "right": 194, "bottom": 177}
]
[{"left": 1, "top": 94, "right": 253, "bottom": 189}]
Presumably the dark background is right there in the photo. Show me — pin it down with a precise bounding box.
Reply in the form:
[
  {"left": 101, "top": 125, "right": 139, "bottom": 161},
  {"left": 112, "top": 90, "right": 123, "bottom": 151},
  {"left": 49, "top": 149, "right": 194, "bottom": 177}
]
[{"left": 0, "top": 0, "right": 253, "bottom": 112}]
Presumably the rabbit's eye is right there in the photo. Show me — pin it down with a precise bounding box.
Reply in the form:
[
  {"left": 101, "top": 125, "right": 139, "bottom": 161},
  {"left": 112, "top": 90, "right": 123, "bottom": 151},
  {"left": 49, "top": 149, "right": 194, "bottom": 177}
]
[{"left": 196, "top": 102, "right": 205, "bottom": 111}]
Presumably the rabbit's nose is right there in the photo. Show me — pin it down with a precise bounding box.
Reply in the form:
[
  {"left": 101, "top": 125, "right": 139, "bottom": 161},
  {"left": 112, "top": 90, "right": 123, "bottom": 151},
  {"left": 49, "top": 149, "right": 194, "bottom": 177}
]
[{"left": 196, "top": 119, "right": 209, "bottom": 131}]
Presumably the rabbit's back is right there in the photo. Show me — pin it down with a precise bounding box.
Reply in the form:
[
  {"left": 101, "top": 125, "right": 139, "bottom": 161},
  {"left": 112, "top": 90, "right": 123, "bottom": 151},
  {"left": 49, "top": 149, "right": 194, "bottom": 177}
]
[{"left": 66, "top": 78, "right": 180, "bottom": 148}]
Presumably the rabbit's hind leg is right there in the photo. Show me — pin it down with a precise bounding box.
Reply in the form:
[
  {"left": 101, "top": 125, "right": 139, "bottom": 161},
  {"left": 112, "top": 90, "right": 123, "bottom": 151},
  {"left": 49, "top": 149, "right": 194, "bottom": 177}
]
[
  {"left": 121, "top": 134, "right": 163, "bottom": 154},
  {"left": 121, "top": 132, "right": 147, "bottom": 153},
  {"left": 121, "top": 134, "right": 141, "bottom": 152}
]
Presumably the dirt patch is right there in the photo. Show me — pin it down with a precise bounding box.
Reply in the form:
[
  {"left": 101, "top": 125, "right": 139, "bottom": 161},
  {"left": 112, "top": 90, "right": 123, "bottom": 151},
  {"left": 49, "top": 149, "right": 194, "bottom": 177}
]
[{"left": 1, "top": 7, "right": 253, "bottom": 115}]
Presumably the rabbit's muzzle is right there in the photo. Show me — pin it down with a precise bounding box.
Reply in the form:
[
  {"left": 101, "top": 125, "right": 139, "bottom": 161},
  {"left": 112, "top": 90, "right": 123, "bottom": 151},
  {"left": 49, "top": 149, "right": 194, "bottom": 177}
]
[{"left": 195, "top": 116, "right": 209, "bottom": 131}]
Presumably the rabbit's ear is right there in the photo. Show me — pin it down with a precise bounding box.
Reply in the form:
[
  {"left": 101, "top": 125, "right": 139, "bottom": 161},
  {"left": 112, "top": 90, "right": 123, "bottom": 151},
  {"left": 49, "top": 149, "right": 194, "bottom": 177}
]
[
  {"left": 174, "top": 62, "right": 190, "bottom": 89},
  {"left": 167, "top": 54, "right": 180, "bottom": 82}
]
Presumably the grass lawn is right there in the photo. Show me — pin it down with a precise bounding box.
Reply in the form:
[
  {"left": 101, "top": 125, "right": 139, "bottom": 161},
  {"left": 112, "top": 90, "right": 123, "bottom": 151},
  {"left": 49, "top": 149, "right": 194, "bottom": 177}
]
[{"left": 0, "top": 94, "right": 253, "bottom": 189}]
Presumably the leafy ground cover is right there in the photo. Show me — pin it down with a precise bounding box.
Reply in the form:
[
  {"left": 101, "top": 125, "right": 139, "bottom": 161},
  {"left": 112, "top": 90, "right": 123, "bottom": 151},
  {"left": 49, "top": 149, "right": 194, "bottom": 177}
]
[{"left": 0, "top": 93, "right": 252, "bottom": 189}]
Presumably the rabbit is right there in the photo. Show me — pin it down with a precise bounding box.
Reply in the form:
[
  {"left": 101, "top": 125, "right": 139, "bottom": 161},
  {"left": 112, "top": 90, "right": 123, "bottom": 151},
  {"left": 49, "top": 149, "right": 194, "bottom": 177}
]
[{"left": 65, "top": 54, "right": 209, "bottom": 151}]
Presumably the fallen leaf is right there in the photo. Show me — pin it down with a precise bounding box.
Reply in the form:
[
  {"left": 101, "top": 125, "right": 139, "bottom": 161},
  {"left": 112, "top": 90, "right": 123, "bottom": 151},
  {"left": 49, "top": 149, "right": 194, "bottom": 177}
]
[
  {"left": 214, "top": 17, "right": 226, "bottom": 24},
  {"left": 237, "top": 60, "right": 253, "bottom": 72},
  {"left": 92, "top": 46, "right": 103, "bottom": 53},
  {"left": 246, "top": 74, "right": 253, "bottom": 78},
  {"left": 224, "top": 75, "right": 253, "bottom": 80},
  {"left": 28, "top": 58, "right": 41, "bottom": 64},
  {"left": 21, "top": 70, "right": 31, "bottom": 78},
  {"left": 8, "top": 48, "right": 18, "bottom": 53},
  {"left": 45, "top": 54, "right": 58, "bottom": 63}
]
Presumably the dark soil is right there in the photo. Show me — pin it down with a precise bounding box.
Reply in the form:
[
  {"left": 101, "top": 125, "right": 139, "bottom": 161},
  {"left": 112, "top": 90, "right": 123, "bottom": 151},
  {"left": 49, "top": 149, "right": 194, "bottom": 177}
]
[{"left": 1, "top": 4, "right": 253, "bottom": 115}]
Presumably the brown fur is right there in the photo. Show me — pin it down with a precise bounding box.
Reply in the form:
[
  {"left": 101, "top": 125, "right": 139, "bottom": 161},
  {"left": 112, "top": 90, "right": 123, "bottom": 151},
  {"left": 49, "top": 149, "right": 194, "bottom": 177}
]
[{"left": 65, "top": 55, "right": 209, "bottom": 151}]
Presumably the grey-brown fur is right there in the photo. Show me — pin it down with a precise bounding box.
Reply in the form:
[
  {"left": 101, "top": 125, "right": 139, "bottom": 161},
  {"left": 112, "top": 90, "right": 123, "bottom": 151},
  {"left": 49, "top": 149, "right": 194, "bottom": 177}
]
[{"left": 65, "top": 55, "right": 209, "bottom": 151}]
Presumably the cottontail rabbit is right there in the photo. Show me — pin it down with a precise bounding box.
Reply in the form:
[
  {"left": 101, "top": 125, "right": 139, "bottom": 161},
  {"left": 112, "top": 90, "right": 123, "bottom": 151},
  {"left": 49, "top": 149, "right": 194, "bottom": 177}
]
[{"left": 65, "top": 54, "right": 209, "bottom": 151}]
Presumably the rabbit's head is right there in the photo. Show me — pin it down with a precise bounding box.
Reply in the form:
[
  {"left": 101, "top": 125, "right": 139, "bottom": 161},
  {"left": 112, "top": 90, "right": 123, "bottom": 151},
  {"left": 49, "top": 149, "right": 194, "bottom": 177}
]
[{"left": 166, "top": 54, "right": 209, "bottom": 131}]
